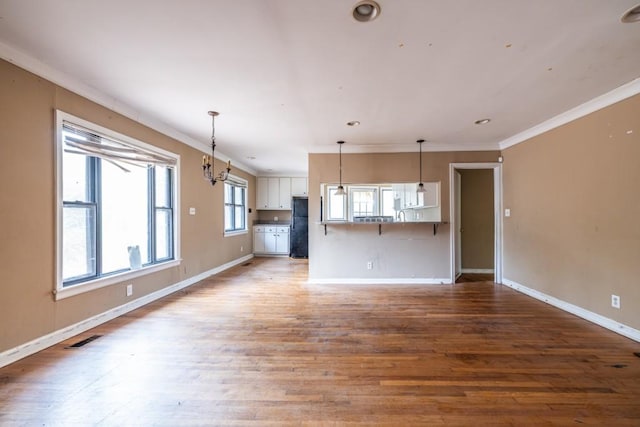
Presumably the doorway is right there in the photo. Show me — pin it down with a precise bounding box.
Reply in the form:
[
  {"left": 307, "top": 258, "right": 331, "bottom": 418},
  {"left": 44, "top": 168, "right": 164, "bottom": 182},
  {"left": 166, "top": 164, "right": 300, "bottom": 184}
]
[{"left": 449, "top": 163, "right": 502, "bottom": 284}]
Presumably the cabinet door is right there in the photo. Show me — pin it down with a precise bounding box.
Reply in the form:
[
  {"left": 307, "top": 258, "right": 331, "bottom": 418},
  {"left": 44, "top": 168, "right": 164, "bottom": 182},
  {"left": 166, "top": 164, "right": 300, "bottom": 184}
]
[
  {"left": 257, "top": 178, "right": 269, "bottom": 209},
  {"left": 264, "top": 227, "right": 277, "bottom": 252},
  {"left": 279, "top": 178, "right": 291, "bottom": 209},
  {"left": 267, "top": 178, "right": 280, "bottom": 209},
  {"left": 420, "top": 182, "right": 439, "bottom": 207},
  {"left": 404, "top": 184, "right": 418, "bottom": 208},
  {"left": 291, "top": 177, "right": 308, "bottom": 196},
  {"left": 253, "top": 228, "right": 265, "bottom": 253},
  {"left": 276, "top": 229, "right": 290, "bottom": 254}
]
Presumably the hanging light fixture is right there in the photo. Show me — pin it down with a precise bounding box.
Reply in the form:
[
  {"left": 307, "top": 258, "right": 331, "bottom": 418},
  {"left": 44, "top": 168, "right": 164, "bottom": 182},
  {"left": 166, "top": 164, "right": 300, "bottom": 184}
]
[
  {"left": 202, "top": 111, "right": 231, "bottom": 186},
  {"left": 335, "top": 140, "right": 346, "bottom": 196},
  {"left": 417, "top": 139, "right": 426, "bottom": 193}
]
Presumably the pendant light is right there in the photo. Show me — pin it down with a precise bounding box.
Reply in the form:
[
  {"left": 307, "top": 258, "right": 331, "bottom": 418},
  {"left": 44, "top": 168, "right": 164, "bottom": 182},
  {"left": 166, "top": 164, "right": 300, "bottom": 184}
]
[
  {"left": 335, "top": 140, "right": 346, "bottom": 196},
  {"left": 417, "top": 139, "right": 426, "bottom": 193},
  {"left": 202, "top": 111, "right": 231, "bottom": 186}
]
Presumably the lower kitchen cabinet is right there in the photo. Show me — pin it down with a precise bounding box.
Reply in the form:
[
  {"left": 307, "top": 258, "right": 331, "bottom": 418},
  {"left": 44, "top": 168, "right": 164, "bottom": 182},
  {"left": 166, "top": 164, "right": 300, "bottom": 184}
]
[{"left": 253, "top": 225, "right": 290, "bottom": 255}]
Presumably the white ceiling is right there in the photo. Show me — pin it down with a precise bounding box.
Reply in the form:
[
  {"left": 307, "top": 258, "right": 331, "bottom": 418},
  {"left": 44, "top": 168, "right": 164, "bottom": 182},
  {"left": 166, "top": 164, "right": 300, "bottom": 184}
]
[{"left": 1, "top": 0, "right": 639, "bottom": 175}]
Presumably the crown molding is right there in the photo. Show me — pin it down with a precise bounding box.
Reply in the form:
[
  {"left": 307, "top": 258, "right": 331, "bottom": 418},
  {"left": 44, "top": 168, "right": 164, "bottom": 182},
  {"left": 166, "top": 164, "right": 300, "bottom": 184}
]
[
  {"left": 499, "top": 77, "right": 640, "bottom": 150},
  {"left": 0, "top": 41, "right": 256, "bottom": 175},
  {"left": 308, "top": 141, "right": 500, "bottom": 154}
]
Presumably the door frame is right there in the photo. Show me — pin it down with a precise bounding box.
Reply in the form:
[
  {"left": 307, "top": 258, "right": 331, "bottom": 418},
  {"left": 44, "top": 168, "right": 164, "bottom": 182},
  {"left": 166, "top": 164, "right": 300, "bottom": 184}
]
[{"left": 449, "top": 163, "right": 503, "bottom": 284}]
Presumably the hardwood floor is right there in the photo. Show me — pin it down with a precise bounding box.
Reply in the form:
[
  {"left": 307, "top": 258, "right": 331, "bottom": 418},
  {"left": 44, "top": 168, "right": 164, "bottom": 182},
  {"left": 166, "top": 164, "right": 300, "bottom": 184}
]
[
  {"left": 1, "top": 257, "right": 639, "bottom": 425},
  {"left": 456, "top": 272, "right": 494, "bottom": 283}
]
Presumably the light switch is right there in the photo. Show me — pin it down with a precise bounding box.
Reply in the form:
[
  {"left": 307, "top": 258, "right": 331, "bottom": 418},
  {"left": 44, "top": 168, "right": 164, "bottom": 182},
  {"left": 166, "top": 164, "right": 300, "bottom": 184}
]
[
  {"left": 505, "top": 208, "right": 511, "bottom": 217},
  {"left": 189, "top": 207, "right": 196, "bottom": 215}
]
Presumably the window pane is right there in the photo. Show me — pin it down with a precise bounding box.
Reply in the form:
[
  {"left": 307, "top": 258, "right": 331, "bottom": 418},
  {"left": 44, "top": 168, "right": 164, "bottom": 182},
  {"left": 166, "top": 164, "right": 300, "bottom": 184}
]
[
  {"left": 63, "top": 151, "right": 91, "bottom": 202},
  {"left": 234, "top": 186, "right": 244, "bottom": 204},
  {"left": 224, "top": 205, "right": 234, "bottom": 230},
  {"left": 352, "top": 189, "right": 376, "bottom": 217},
  {"left": 101, "top": 161, "right": 149, "bottom": 273},
  {"left": 155, "top": 166, "right": 170, "bottom": 208},
  {"left": 328, "top": 188, "right": 345, "bottom": 220},
  {"left": 234, "top": 206, "right": 245, "bottom": 230},
  {"left": 63, "top": 206, "right": 96, "bottom": 282},
  {"left": 224, "top": 183, "right": 233, "bottom": 204},
  {"left": 155, "top": 209, "right": 171, "bottom": 260}
]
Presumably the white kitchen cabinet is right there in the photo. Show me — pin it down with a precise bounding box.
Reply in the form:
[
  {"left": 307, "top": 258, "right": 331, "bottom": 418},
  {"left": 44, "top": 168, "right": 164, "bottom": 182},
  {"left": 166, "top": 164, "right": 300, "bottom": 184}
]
[
  {"left": 291, "top": 177, "right": 308, "bottom": 196},
  {"left": 275, "top": 226, "right": 290, "bottom": 253},
  {"left": 256, "top": 178, "right": 269, "bottom": 209},
  {"left": 253, "top": 225, "right": 266, "bottom": 252},
  {"left": 256, "top": 177, "right": 303, "bottom": 210},
  {"left": 392, "top": 182, "right": 440, "bottom": 210},
  {"left": 254, "top": 225, "right": 289, "bottom": 255},
  {"left": 417, "top": 182, "right": 439, "bottom": 208},
  {"left": 279, "top": 178, "right": 291, "bottom": 209}
]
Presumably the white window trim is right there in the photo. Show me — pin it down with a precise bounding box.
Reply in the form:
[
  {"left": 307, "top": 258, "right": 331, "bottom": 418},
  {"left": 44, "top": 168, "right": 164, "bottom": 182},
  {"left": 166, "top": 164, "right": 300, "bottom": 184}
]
[
  {"left": 54, "top": 110, "right": 181, "bottom": 298},
  {"left": 324, "top": 184, "right": 348, "bottom": 222},
  {"left": 348, "top": 185, "right": 379, "bottom": 221},
  {"left": 223, "top": 174, "right": 249, "bottom": 237}
]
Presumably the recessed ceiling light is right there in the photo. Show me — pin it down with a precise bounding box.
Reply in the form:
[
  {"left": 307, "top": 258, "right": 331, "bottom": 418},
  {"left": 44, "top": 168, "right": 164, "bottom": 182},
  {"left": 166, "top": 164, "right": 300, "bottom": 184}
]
[
  {"left": 246, "top": 156, "right": 256, "bottom": 160},
  {"left": 352, "top": 1, "right": 381, "bottom": 22},
  {"left": 621, "top": 4, "right": 640, "bottom": 23},
  {"left": 474, "top": 118, "right": 491, "bottom": 125},
  {"left": 347, "top": 120, "right": 360, "bottom": 126}
]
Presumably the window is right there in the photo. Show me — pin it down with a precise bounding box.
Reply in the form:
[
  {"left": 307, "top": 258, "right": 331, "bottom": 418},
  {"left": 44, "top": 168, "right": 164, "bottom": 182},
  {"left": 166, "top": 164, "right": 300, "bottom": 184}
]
[
  {"left": 349, "top": 186, "right": 378, "bottom": 219},
  {"left": 326, "top": 185, "right": 347, "bottom": 221},
  {"left": 324, "top": 184, "right": 396, "bottom": 221},
  {"left": 57, "top": 111, "right": 179, "bottom": 296},
  {"left": 224, "top": 176, "right": 248, "bottom": 235}
]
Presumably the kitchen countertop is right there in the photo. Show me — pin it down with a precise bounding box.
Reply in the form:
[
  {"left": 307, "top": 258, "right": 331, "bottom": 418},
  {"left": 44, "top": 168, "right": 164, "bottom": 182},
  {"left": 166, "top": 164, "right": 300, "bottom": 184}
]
[{"left": 253, "top": 221, "right": 291, "bottom": 226}]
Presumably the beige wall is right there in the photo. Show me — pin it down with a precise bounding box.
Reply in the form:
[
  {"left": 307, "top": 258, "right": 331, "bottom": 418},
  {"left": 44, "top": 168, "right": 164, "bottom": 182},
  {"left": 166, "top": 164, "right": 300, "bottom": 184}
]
[
  {"left": 503, "top": 93, "right": 640, "bottom": 330},
  {"left": 460, "top": 169, "right": 494, "bottom": 270},
  {"left": 0, "top": 59, "right": 255, "bottom": 352},
  {"left": 257, "top": 210, "right": 291, "bottom": 223},
  {"left": 309, "top": 151, "right": 500, "bottom": 281}
]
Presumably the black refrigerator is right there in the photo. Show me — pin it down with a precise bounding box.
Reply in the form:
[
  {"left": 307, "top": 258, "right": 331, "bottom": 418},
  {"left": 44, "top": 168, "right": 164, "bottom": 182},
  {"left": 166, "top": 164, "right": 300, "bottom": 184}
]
[{"left": 290, "top": 197, "right": 308, "bottom": 258}]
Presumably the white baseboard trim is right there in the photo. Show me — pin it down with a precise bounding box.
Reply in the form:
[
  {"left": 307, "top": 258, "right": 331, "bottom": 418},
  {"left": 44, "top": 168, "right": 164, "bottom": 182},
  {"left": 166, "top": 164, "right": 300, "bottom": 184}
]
[
  {"left": 502, "top": 278, "right": 640, "bottom": 343},
  {"left": 307, "top": 278, "right": 452, "bottom": 285},
  {"left": 0, "top": 254, "right": 254, "bottom": 369},
  {"left": 460, "top": 268, "right": 494, "bottom": 274}
]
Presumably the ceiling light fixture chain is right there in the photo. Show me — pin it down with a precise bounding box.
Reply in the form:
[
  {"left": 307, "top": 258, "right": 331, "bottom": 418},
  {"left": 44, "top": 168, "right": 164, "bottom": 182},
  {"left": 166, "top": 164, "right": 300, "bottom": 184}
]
[{"left": 202, "top": 111, "right": 231, "bottom": 186}]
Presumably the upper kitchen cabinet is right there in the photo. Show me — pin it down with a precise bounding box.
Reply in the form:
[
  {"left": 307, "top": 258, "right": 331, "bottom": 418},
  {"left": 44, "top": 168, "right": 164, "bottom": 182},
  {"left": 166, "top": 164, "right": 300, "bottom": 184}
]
[
  {"left": 291, "top": 177, "right": 308, "bottom": 196},
  {"left": 257, "top": 177, "right": 302, "bottom": 210}
]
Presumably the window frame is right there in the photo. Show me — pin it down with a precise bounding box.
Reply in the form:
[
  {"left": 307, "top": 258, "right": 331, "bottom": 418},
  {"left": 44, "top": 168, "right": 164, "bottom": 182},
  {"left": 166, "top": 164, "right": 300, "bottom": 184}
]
[
  {"left": 55, "top": 110, "right": 181, "bottom": 300},
  {"left": 324, "top": 185, "right": 348, "bottom": 221},
  {"left": 223, "top": 175, "right": 248, "bottom": 237},
  {"left": 348, "top": 186, "right": 379, "bottom": 220}
]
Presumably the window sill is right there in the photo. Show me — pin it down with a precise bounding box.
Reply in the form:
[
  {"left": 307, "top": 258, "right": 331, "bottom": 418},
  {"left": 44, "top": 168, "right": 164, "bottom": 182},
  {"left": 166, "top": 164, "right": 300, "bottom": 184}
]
[
  {"left": 54, "top": 259, "right": 181, "bottom": 301},
  {"left": 224, "top": 229, "right": 248, "bottom": 237}
]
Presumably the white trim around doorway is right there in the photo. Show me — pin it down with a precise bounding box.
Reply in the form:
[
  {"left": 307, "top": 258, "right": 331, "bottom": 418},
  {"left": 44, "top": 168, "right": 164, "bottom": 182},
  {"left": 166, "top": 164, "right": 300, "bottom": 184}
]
[{"left": 449, "top": 163, "right": 503, "bottom": 284}]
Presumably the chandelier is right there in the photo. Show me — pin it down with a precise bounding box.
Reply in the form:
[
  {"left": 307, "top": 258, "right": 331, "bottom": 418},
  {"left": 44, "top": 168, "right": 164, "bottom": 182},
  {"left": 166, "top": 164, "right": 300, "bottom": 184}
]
[{"left": 202, "top": 111, "right": 231, "bottom": 186}]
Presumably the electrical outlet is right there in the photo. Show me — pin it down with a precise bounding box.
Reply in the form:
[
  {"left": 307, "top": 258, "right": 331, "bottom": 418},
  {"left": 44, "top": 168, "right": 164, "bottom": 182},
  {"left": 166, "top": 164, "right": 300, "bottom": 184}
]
[
  {"left": 505, "top": 208, "right": 511, "bottom": 217},
  {"left": 126, "top": 284, "right": 133, "bottom": 297},
  {"left": 240, "top": 246, "right": 244, "bottom": 252},
  {"left": 611, "top": 294, "right": 620, "bottom": 309},
  {"left": 367, "top": 261, "right": 373, "bottom": 270}
]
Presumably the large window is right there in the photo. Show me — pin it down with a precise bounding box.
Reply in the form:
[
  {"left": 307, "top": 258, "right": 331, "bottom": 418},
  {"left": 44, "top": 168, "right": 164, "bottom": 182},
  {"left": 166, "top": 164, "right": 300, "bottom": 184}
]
[
  {"left": 224, "top": 177, "right": 248, "bottom": 235},
  {"left": 57, "top": 112, "right": 179, "bottom": 295}
]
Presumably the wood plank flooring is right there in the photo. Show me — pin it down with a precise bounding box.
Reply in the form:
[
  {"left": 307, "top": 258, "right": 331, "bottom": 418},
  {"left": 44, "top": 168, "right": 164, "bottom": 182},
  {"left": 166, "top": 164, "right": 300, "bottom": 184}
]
[{"left": 1, "top": 257, "right": 639, "bottom": 425}]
